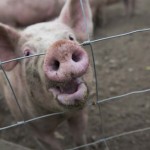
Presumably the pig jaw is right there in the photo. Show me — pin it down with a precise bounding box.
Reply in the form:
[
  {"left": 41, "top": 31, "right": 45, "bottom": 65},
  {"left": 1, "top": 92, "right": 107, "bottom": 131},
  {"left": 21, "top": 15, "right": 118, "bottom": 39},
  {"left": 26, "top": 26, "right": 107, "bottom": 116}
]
[
  {"left": 49, "top": 79, "right": 88, "bottom": 108},
  {"left": 43, "top": 40, "right": 89, "bottom": 108}
]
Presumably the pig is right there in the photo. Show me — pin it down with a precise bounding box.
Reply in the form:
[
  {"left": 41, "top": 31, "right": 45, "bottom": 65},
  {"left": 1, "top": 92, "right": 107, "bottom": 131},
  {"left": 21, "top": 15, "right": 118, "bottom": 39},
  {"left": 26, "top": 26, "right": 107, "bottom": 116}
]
[
  {"left": 122, "top": 0, "right": 136, "bottom": 16},
  {"left": 89, "top": 0, "right": 106, "bottom": 28},
  {"left": 0, "top": 0, "right": 65, "bottom": 27},
  {"left": 91, "top": 0, "right": 136, "bottom": 29},
  {"left": 0, "top": 0, "right": 135, "bottom": 30},
  {"left": 105, "top": 0, "right": 136, "bottom": 16},
  {"left": 0, "top": 0, "right": 94, "bottom": 149}
]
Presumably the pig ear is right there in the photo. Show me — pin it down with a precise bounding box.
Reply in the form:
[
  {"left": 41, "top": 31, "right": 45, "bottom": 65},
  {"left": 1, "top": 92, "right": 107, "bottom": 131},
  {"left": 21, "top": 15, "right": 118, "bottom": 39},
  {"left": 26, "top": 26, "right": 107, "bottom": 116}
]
[
  {"left": 59, "top": 0, "right": 93, "bottom": 41},
  {"left": 0, "top": 23, "right": 20, "bottom": 71}
]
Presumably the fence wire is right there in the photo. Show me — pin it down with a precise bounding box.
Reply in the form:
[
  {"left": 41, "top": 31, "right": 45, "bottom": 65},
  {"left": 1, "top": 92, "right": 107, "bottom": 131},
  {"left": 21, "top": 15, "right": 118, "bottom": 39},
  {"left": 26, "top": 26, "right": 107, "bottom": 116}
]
[{"left": 0, "top": 0, "right": 150, "bottom": 150}]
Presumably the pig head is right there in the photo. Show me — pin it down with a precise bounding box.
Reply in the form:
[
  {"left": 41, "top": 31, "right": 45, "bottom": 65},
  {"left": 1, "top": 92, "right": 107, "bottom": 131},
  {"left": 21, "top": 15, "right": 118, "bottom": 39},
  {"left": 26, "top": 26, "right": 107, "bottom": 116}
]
[{"left": 0, "top": 0, "right": 94, "bottom": 150}]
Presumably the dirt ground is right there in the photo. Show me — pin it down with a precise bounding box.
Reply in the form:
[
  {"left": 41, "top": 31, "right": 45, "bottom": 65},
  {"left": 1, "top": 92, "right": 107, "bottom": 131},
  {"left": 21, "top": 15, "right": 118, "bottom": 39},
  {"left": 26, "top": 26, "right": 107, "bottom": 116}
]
[{"left": 0, "top": 0, "right": 150, "bottom": 149}]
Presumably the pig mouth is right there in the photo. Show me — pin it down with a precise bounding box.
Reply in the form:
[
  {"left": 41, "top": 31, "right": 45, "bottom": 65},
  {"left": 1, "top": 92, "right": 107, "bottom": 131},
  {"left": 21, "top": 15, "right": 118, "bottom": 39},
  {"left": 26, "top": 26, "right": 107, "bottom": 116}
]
[{"left": 49, "top": 78, "right": 88, "bottom": 108}]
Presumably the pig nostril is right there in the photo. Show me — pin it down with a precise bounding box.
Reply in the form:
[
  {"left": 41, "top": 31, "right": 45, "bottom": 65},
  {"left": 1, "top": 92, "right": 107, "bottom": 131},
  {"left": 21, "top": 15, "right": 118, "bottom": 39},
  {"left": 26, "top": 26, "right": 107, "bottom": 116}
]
[
  {"left": 72, "top": 52, "right": 82, "bottom": 62},
  {"left": 51, "top": 60, "right": 60, "bottom": 71}
]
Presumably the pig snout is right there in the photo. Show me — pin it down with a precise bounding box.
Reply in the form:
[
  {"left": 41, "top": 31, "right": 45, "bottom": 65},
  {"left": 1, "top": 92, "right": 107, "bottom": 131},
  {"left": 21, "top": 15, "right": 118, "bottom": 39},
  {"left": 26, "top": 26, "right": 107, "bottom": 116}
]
[
  {"left": 43, "top": 40, "right": 89, "bottom": 107},
  {"left": 44, "top": 40, "right": 89, "bottom": 81}
]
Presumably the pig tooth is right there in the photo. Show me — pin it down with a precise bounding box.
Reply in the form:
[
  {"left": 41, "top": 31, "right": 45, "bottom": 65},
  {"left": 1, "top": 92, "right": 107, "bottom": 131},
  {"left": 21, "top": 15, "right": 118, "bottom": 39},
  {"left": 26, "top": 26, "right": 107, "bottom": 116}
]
[
  {"left": 76, "top": 78, "right": 82, "bottom": 84},
  {"left": 49, "top": 88, "right": 61, "bottom": 98}
]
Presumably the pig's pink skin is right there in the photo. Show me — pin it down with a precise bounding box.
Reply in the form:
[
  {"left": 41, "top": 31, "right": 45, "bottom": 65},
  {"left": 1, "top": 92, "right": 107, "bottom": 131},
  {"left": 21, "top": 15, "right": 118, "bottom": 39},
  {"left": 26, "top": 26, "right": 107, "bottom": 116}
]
[
  {"left": 0, "top": 0, "right": 94, "bottom": 149},
  {"left": 0, "top": 0, "right": 135, "bottom": 29},
  {"left": 44, "top": 40, "right": 89, "bottom": 82},
  {"left": 0, "top": 0, "right": 65, "bottom": 26}
]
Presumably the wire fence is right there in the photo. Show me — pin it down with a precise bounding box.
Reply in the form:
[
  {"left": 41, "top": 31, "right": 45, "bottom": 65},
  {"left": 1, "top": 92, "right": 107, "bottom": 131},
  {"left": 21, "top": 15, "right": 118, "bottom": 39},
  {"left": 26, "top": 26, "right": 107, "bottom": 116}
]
[{"left": 0, "top": 0, "right": 150, "bottom": 149}]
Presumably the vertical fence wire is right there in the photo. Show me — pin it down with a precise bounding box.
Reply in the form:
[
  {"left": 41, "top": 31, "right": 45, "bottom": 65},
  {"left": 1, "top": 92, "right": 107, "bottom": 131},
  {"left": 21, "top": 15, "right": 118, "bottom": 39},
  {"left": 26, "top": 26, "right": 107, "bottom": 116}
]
[
  {"left": 80, "top": 0, "right": 110, "bottom": 149},
  {"left": 0, "top": 62, "right": 25, "bottom": 121}
]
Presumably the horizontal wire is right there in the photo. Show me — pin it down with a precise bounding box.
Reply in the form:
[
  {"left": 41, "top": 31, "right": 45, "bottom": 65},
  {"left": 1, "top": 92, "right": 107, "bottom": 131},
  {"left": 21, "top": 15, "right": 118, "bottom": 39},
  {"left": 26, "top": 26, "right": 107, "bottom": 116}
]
[
  {"left": 0, "top": 28, "right": 150, "bottom": 65},
  {"left": 0, "top": 87, "right": 149, "bottom": 131},
  {"left": 0, "top": 112, "right": 64, "bottom": 131},
  {"left": 81, "top": 28, "right": 150, "bottom": 45},
  {"left": 97, "top": 88, "right": 150, "bottom": 104},
  {"left": 66, "top": 126, "right": 150, "bottom": 150},
  {"left": 0, "top": 53, "right": 45, "bottom": 65}
]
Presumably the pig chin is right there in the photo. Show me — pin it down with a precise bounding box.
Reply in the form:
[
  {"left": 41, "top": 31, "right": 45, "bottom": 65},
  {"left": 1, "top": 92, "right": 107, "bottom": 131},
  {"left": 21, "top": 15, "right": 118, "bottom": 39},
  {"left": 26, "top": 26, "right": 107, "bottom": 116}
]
[{"left": 49, "top": 78, "right": 88, "bottom": 108}]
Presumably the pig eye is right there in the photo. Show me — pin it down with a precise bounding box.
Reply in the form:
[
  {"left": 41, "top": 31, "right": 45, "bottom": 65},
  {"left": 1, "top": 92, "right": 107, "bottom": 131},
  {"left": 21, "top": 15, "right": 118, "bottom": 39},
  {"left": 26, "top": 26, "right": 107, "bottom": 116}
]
[
  {"left": 24, "top": 49, "right": 31, "bottom": 56},
  {"left": 69, "top": 35, "right": 74, "bottom": 41}
]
